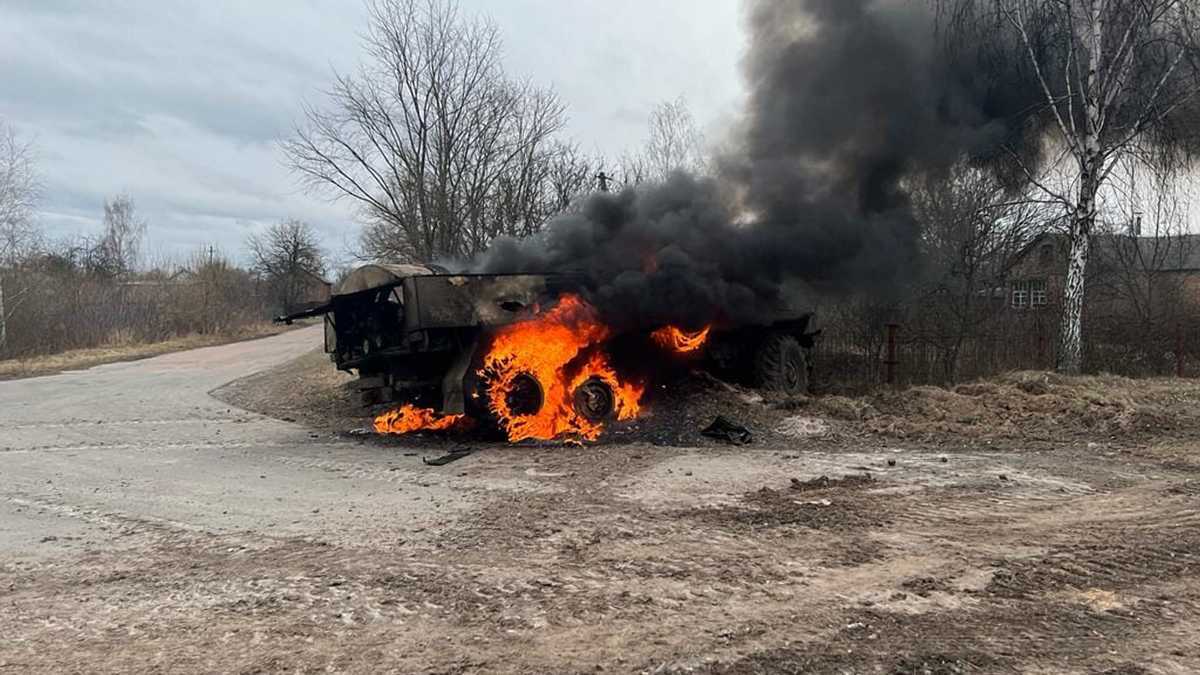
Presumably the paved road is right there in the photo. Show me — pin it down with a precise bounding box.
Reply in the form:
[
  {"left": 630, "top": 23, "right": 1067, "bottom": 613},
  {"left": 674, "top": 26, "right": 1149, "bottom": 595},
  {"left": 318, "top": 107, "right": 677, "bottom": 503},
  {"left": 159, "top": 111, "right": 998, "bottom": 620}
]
[{"left": 0, "top": 327, "right": 502, "bottom": 556}]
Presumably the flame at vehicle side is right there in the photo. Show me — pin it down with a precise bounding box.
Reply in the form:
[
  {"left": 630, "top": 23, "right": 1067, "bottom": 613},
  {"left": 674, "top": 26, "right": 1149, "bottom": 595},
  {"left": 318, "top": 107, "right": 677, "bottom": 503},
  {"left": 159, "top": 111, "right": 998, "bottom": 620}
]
[
  {"left": 480, "top": 294, "right": 643, "bottom": 442},
  {"left": 374, "top": 404, "right": 466, "bottom": 435},
  {"left": 651, "top": 325, "right": 711, "bottom": 354},
  {"left": 570, "top": 351, "right": 644, "bottom": 422}
]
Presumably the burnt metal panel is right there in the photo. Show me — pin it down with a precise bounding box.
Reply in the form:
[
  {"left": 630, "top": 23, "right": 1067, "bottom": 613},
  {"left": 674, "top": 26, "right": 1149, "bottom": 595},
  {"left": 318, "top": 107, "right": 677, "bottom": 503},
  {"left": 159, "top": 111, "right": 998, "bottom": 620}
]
[
  {"left": 402, "top": 274, "right": 553, "bottom": 330},
  {"left": 324, "top": 314, "right": 336, "bottom": 354}
]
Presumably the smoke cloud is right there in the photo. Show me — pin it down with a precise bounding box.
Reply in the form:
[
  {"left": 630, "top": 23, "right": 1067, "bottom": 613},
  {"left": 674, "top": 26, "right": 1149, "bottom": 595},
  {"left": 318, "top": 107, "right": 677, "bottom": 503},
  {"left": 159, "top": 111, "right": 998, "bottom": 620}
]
[{"left": 473, "top": 0, "right": 1048, "bottom": 330}]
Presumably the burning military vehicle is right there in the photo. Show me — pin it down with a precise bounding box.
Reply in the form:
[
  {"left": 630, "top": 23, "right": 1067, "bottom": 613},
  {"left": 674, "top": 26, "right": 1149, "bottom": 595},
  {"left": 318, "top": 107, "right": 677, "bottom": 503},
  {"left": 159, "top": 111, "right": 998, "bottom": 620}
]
[{"left": 278, "top": 262, "right": 817, "bottom": 443}]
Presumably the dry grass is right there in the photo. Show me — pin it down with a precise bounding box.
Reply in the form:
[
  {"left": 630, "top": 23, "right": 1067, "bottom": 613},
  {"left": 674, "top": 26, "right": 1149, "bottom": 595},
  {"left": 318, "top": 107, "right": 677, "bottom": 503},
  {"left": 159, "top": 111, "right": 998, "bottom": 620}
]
[
  {"left": 810, "top": 370, "right": 1200, "bottom": 443},
  {"left": 0, "top": 322, "right": 298, "bottom": 381}
]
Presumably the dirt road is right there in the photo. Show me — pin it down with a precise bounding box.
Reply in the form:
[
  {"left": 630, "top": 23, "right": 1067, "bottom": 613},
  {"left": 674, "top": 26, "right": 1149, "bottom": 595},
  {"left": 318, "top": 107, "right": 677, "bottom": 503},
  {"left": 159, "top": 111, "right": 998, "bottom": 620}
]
[{"left": 2, "top": 328, "right": 1199, "bottom": 673}]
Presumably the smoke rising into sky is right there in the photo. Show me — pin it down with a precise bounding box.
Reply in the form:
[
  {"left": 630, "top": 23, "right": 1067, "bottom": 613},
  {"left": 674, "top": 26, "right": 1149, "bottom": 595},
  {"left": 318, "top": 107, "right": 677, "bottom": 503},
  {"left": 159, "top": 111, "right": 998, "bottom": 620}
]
[{"left": 476, "top": 0, "right": 1047, "bottom": 328}]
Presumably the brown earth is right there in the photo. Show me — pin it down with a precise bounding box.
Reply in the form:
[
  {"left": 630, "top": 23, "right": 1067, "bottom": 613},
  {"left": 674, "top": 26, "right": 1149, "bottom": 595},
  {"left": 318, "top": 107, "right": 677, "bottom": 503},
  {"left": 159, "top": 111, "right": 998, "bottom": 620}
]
[
  {"left": 4, "top": 340, "right": 1200, "bottom": 674},
  {"left": 812, "top": 370, "right": 1200, "bottom": 446}
]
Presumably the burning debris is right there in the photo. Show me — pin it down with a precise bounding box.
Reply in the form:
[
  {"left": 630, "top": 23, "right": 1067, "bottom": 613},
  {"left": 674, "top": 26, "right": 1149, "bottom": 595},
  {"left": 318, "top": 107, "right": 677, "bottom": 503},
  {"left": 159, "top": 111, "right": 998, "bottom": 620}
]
[
  {"left": 374, "top": 405, "right": 469, "bottom": 435},
  {"left": 651, "top": 326, "right": 711, "bottom": 354}
]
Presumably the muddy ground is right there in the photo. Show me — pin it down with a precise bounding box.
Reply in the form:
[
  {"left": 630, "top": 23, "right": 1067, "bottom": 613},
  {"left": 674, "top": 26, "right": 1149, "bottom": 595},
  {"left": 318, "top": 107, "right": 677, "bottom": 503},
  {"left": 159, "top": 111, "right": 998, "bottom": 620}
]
[{"left": 4, "top": 336, "right": 1200, "bottom": 674}]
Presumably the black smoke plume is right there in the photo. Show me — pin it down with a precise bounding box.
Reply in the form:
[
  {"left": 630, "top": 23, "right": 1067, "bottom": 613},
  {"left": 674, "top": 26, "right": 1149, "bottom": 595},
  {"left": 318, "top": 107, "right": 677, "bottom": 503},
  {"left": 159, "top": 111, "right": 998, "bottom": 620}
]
[{"left": 473, "top": 0, "right": 1048, "bottom": 330}]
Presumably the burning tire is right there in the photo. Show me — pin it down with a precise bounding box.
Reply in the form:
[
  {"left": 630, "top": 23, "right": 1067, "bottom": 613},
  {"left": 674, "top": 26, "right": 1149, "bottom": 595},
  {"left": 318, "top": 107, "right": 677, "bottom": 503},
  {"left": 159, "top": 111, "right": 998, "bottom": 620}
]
[
  {"left": 504, "top": 372, "right": 545, "bottom": 416},
  {"left": 753, "top": 333, "right": 809, "bottom": 395},
  {"left": 572, "top": 377, "right": 616, "bottom": 423}
]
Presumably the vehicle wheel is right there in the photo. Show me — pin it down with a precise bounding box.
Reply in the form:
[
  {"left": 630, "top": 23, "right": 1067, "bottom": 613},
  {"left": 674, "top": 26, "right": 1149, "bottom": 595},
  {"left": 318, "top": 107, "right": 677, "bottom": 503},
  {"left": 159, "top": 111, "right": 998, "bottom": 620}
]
[
  {"left": 753, "top": 333, "right": 808, "bottom": 395},
  {"left": 572, "top": 377, "right": 615, "bottom": 422},
  {"left": 505, "top": 373, "right": 544, "bottom": 416}
]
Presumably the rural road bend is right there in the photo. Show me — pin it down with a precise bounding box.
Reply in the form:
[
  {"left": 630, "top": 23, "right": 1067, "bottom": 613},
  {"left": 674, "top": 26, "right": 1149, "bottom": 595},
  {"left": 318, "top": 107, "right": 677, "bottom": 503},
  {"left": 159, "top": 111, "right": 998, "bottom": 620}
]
[{"left": 0, "top": 326, "right": 482, "bottom": 555}]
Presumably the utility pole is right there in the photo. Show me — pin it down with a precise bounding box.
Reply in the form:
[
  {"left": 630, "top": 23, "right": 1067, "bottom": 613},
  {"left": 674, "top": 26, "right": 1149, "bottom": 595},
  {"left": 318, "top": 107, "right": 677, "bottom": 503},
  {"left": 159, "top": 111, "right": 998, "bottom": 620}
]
[
  {"left": 203, "top": 245, "right": 215, "bottom": 333},
  {"left": 0, "top": 276, "right": 6, "bottom": 354}
]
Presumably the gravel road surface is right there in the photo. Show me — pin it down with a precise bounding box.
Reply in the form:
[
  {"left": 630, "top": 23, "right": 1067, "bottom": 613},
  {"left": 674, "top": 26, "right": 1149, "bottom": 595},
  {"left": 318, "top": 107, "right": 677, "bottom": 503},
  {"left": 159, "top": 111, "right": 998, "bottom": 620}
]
[{"left": 2, "top": 328, "right": 1199, "bottom": 674}]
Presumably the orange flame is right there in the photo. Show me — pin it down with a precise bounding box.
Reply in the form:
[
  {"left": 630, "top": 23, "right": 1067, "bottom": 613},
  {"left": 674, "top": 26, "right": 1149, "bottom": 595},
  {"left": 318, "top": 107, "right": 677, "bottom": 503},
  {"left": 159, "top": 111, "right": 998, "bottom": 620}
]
[
  {"left": 651, "top": 325, "right": 711, "bottom": 353},
  {"left": 480, "top": 294, "right": 643, "bottom": 442},
  {"left": 570, "top": 352, "right": 644, "bottom": 422},
  {"left": 374, "top": 404, "right": 466, "bottom": 435}
]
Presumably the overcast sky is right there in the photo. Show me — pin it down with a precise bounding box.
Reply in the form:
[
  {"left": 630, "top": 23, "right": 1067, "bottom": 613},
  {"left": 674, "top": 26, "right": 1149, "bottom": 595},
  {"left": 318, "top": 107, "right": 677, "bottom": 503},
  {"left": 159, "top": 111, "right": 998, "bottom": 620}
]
[{"left": 0, "top": 0, "right": 746, "bottom": 267}]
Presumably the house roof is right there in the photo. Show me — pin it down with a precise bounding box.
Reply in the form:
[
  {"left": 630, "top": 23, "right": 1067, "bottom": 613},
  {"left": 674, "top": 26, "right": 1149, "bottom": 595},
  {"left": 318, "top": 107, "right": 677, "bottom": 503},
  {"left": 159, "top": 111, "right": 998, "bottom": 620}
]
[{"left": 1018, "top": 232, "right": 1200, "bottom": 272}]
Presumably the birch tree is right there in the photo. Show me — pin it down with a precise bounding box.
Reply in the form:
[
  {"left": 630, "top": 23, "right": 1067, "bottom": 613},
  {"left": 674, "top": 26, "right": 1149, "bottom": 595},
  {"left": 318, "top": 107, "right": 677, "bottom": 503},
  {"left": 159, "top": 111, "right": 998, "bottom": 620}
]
[
  {"left": 0, "top": 120, "right": 39, "bottom": 266},
  {"left": 617, "top": 98, "right": 709, "bottom": 187},
  {"left": 0, "top": 121, "right": 39, "bottom": 354},
  {"left": 90, "top": 194, "right": 146, "bottom": 278},
  {"left": 643, "top": 97, "right": 709, "bottom": 180},
  {"left": 942, "top": 0, "right": 1200, "bottom": 373}
]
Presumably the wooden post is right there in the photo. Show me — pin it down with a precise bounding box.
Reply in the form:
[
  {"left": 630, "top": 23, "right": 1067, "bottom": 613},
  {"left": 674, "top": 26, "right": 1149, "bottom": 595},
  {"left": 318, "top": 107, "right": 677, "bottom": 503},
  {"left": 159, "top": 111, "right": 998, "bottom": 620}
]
[
  {"left": 1176, "top": 322, "right": 1185, "bottom": 378},
  {"left": 1036, "top": 324, "right": 1047, "bottom": 369},
  {"left": 884, "top": 323, "right": 899, "bottom": 386},
  {"left": 0, "top": 276, "right": 6, "bottom": 354}
]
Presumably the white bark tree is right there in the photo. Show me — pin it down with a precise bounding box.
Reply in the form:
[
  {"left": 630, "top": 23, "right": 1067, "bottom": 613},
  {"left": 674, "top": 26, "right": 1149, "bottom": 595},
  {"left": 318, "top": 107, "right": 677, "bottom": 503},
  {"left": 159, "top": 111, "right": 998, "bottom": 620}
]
[
  {"left": 644, "top": 97, "right": 708, "bottom": 180},
  {"left": 283, "top": 0, "right": 566, "bottom": 263},
  {"left": 617, "top": 97, "right": 709, "bottom": 187},
  {"left": 0, "top": 120, "right": 39, "bottom": 266},
  {"left": 91, "top": 194, "right": 146, "bottom": 278},
  {"left": 944, "top": 0, "right": 1200, "bottom": 373},
  {"left": 0, "top": 120, "right": 39, "bottom": 354}
]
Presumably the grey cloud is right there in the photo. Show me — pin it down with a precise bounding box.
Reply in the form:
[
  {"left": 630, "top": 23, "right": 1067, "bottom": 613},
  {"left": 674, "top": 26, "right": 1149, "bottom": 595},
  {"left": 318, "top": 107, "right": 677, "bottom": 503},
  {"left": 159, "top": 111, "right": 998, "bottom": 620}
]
[{"left": 0, "top": 0, "right": 743, "bottom": 260}]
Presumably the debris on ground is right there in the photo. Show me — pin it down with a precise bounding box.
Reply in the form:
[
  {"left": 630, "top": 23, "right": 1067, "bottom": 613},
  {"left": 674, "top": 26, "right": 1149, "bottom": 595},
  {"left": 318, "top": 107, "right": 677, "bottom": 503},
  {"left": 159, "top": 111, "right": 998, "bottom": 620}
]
[
  {"left": 702, "top": 416, "right": 753, "bottom": 445},
  {"left": 789, "top": 474, "right": 875, "bottom": 492},
  {"left": 422, "top": 448, "right": 476, "bottom": 466},
  {"left": 775, "top": 415, "right": 830, "bottom": 438}
]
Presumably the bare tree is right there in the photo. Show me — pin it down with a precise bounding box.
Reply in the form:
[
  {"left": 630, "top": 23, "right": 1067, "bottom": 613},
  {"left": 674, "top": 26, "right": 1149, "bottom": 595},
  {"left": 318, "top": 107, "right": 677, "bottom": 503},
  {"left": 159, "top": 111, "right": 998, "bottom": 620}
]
[
  {"left": 90, "top": 194, "right": 147, "bottom": 278},
  {"left": 612, "top": 98, "right": 709, "bottom": 188},
  {"left": 615, "top": 150, "right": 650, "bottom": 188},
  {"left": 909, "top": 164, "right": 1048, "bottom": 380},
  {"left": 0, "top": 120, "right": 39, "bottom": 266},
  {"left": 643, "top": 97, "right": 708, "bottom": 180},
  {"left": 0, "top": 120, "right": 40, "bottom": 354},
  {"left": 941, "top": 0, "right": 1200, "bottom": 373},
  {"left": 283, "top": 0, "right": 566, "bottom": 263},
  {"left": 1089, "top": 156, "right": 1195, "bottom": 370},
  {"left": 545, "top": 142, "right": 598, "bottom": 213},
  {"left": 247, "top": 219, "right": 326, "bottom": 314}
]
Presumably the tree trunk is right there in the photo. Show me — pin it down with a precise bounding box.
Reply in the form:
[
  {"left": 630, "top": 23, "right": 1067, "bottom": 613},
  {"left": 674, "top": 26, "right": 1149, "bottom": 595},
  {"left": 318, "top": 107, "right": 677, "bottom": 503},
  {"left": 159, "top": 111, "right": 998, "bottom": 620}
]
[
  {"left": 1058, "top": 0, "right": 1104, "bottom": 376},
  {"left": 1057, "top": 207, "right": 1093, "bottom": 374}
]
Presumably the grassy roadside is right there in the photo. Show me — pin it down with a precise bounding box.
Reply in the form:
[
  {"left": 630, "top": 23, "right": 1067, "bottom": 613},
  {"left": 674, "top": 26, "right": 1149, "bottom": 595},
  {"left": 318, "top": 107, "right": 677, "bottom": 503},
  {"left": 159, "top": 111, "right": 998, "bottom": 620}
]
[{"left": 0, "top": 321, "right": 308, "bottom": 381}]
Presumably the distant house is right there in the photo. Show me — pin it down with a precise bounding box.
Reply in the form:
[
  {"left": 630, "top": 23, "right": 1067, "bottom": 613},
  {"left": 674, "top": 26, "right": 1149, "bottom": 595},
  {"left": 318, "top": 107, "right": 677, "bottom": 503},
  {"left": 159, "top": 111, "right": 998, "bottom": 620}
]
[{"left": 1005, "top": 232, "right": 1200, "bottom": 312}]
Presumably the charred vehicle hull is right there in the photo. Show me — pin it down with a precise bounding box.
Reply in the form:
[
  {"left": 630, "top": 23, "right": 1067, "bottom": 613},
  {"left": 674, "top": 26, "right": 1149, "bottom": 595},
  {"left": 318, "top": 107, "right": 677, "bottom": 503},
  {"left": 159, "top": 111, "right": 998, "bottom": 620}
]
[{"left": 278, "top": 264, "right": 819, "bottom": 432}]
